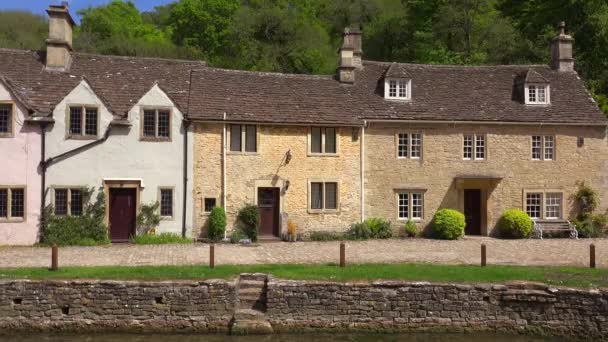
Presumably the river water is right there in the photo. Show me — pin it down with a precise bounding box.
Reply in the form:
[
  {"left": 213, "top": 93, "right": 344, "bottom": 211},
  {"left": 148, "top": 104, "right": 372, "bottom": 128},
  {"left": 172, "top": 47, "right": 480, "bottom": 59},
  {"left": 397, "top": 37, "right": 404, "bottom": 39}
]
[{"left": 0, "top": 333, "right": 575, "bottom": 342}]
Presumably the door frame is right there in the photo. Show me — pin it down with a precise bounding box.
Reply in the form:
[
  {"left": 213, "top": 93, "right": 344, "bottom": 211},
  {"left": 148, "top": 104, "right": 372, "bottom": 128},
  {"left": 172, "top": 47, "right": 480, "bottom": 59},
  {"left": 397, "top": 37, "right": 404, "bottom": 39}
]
[
  {"left": 103, "top": 180, "right": 141, "bottom": 240},
  {"left": 458, "top": 186, "right": 488, "bottom": 236},
  {"left": 256, "top": 186, "right": 281, "bottom": 237},
  {"left": 463, "top": 189, "right": 483, "bottom": 236}
]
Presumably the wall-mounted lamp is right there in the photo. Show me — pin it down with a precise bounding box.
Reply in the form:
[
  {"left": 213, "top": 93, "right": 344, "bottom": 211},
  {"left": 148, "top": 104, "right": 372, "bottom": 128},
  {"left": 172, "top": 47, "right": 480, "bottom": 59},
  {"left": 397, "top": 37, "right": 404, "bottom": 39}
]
[
  {"left": 284, "top": 180, "right": 290, "bottom": 192},
  {"left": 285, "top": 149, "right": 292, "bottom": 164}
]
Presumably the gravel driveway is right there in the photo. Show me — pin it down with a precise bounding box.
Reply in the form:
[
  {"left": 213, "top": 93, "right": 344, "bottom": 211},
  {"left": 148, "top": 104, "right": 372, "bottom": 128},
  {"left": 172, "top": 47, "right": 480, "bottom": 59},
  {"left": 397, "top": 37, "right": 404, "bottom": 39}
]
[{"left": 0, "top": 237, "right": 605, "bottom": 268}]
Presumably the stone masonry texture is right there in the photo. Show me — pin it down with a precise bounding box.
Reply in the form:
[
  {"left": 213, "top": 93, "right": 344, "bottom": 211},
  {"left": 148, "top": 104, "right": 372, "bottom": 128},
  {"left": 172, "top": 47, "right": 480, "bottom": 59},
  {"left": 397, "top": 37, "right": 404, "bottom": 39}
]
[{"left": 0, "top": 279, "right": 606, "bottom": 339}]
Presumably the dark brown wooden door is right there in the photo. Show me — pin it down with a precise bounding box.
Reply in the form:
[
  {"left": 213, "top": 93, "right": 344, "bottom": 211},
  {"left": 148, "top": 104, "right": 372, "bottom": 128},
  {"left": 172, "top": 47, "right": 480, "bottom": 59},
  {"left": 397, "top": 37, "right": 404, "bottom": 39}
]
[
  {"left": 464, "top": 189, "right": 482, "bottom": 235},
  {"left": 258, "top": 188, "right": 279, "bottom": 237},
  {"left": 109, "top": 188, "right": 136, "bottom": 242}
]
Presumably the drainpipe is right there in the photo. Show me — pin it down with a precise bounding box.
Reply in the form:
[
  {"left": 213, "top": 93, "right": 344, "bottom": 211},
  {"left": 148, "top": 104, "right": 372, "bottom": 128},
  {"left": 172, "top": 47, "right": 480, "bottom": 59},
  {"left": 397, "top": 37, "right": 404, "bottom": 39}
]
[
  {"left": 222, "top": 112, "right": 227, "bottom": 239},
  {"left": 39, "top": 122, "right": 48, "bottom": 242},
  {"left": 43, "top": 126, "right": 112, "bottom": 168},
  {"left": 181, "top": 119, "right": 191, "bottom": 238},
  {"left": 360, "top": 121, "right": 366, "bottom": 222}
]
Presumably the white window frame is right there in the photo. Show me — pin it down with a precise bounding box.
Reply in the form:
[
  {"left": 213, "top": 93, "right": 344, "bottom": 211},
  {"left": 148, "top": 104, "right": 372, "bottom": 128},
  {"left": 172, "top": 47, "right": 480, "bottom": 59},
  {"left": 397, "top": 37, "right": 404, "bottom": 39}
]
[
  {"left": 532, "top": 135, "right": 555, "bottom": 160},
  {"left": 0, "top": 186, "right": 26, "bottom": 222},
  {"left": 397, "top": 191, "right": 423, "bottom": 221},
  {"left": 384, "top": 78, "right": 411, "bottom": 101},
  {"left": 397, "top": 132, "right": 422, "bottom": 159},
  {"left": 463, "top": 134, "right": 485, "bottom": 160},
  {"left": 524, "top": 190, "right": 563, "bottom": 220},
  {"left": 525, "top": 84, "right": 550, "bottom": 105}
]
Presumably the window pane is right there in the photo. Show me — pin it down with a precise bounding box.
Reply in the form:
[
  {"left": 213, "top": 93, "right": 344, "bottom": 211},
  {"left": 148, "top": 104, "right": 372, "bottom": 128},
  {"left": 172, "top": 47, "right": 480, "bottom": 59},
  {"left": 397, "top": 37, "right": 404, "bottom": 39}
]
[
  {"left": 398, "top": 80, "right": 407, "bottom": 98},
  {"left": 85, "top": 108, "right": 97, "bottom": 136},
  {"left": 544, "top": 136, "right": 554, "bottom": 160},
  {"left": 411, "top": 133, "right": 422, "bottom": 158},
  {"left": 389, "top": 80, "right": 397, "bottom": 97},
  {"left": 475, "top": 135, "right": 485, "bottom": 159},
  {"left": 54, "top": 189, "right": 68, "bottom": 216},
  {"left": 311, "top": 127, "right": 322, "bottom": 153},
  {"left": 325, "top": 128, "right": 336, "bottom": 153},
  {"left": 0, "top": 104, "right": 11, "bottom": 133},
  {"left": 0, "top": 189, "right": 7, "bottom": 218},
  {"left": 325, "top": 182, "right": 337, "bottom": 210},
  {"left": 310, "top": 182, "right": 323, "bottom": 209},
  {"left": 245, "top": 125, "right": 257, "bottom": 152},
  {"left": 545, "top": 193, "right": 562, "bottom": 219},
  {"left": 526, "top": 193, "right": 542, "bottom": 219},
  {"left": 157, "top": 111, "right": 170, "bottom": 138},
  {"left": 160, "top": 189, "right": 173, "bottom": 217},
  {"left": 412, "top": 193, "right": 423, "bottom": 219},
  {"left": 529, "top": 86, "right": 536, "bottom": 102},
  {"left": 398, "top": 193, "right": 409, "bottom": 219},
  {"left": 10, "top": 188, "right": 24, "bottom": 218},
  {"left": 398, "top": 133, "right": 408, "bottom": 158},
  {"left": 69, "top": 107, "right": 82, "bottom": 135},
  {"left": 463, "top": 135, "right": 473, "bottom": 159},
  {"left": 70, "top": 189, "right": 82, "bottom": 216},
  {"left": 538, "top": 87, "right": 546, "bottom": 103},
  {"left": 230, "top": 125, "right": 242, "bottom": 152},
  {"left": 531, "top": 136, "right": 542, "bottom": 160},
  {"left": 143, "top": 110, "right": 156, "bottom": 137},
  {"left": 204, "top": 198, "right": 216, "bottom": 212}
]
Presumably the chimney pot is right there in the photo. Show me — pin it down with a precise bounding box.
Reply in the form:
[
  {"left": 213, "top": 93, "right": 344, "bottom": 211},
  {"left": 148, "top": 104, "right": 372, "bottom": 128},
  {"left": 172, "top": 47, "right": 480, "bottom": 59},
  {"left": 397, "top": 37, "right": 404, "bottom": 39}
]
[
  {"left": 45, "top": 3, "right": 75, "bottom": 72},
  {"left": 551, "top": 21, "right": 574, "bottom": 72},
  {"left": 337, "top": 26, "right": 363, "bottom": 83}
]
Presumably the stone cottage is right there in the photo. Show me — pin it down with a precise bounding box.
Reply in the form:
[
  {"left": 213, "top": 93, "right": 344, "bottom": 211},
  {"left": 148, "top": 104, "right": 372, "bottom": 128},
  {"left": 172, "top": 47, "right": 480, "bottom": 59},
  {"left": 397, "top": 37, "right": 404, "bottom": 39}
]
[{"left": 0, "top": 3, "right": 606, "bottom": 244}]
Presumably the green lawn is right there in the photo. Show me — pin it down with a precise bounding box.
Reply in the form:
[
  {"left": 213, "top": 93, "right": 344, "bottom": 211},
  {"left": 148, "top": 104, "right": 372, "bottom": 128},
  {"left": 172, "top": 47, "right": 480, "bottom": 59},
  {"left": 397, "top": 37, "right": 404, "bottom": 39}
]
[{"left": 0, "top": 263, "right": 605, "bottom": 288}]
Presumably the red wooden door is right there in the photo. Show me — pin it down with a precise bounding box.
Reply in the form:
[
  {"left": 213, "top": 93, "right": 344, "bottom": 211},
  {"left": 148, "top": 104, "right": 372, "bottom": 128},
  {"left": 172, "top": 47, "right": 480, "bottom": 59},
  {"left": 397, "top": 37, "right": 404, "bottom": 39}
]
[
  {"left": 258, "top": 188, "right": 279, "bottom": 237},
  {"left": 109, "top": 188, "right": 136, "bottom": 242},
  {"left": 464, "top": 189, "right": 482, "bottom": 235}
]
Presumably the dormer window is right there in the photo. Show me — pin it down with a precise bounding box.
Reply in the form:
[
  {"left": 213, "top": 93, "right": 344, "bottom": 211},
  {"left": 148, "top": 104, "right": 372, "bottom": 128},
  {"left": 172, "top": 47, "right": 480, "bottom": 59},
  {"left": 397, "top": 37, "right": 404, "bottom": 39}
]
[
  {"left": 526, "top": 84, "right": 549, "bottom": 105},
  {"left": 385, "top": 79, "right": 411, "bottom": 100}
]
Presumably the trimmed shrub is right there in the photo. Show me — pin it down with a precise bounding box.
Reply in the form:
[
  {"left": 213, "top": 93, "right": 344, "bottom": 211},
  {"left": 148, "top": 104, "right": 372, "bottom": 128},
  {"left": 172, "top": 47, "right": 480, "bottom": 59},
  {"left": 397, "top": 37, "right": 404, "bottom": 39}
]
[
  {"left": 229, "top": 229, "right": 248, "bottom": 244},
  {"left": 130, "top": 233, "right": 192, "bottom": 245},
  {"left": 365, "top": 217, "right": 392, "bottom": 239},
  {"left": 404, "top": 220, "right": 417, "bottom": 238},
  {"left": 346, "top": 222, "right": 372, "bottom": 240},
  {"left": 207, "top": 207, "right": 226, "bottom": 241},
  {"left": 309, "top": 231, "right": 343, "bottom": 241},
  {"left": 498, "top": 209, "right": 533, "bottom": 239},
  {"left": 237, "top": 204, "right": 260, "bottom": 242},
  {"left": 432, "top": 209, "right": 465, "bottom": 240}
]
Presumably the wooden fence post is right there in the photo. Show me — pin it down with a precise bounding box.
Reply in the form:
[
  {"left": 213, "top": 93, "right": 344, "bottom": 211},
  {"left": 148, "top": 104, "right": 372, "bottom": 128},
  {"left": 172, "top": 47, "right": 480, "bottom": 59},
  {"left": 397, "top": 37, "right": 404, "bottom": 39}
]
[
  {"left": 210, "top": 244, "right": 215, "bottom": 269},
  {"left": 590, "top": 244, "right": 596, "bottom": 269},
  {"left": 50, "top": 244, "right": 58, "bottom": 271},
  {"left": 340, "top": 242, "right": 346, "bottom": 268},
  {"left": 481, "top": 244, "right": 487, "bottom": 267}
]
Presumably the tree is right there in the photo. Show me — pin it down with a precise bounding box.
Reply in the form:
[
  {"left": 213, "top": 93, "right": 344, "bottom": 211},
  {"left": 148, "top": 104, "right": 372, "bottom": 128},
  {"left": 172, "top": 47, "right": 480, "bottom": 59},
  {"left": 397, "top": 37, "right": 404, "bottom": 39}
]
[{"left": 0, "top": 11, "right": 47, "bottom": 51}]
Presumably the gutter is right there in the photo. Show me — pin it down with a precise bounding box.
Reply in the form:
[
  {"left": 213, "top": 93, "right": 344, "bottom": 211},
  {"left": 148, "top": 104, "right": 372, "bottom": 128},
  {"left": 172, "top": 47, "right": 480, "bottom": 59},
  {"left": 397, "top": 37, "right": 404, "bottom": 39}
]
[
  {"left": 191, "top": 119, "right": 363, "bottom": 128},
  {"left": 41, "top": 125, "right": 113, "bottom": 169},
  {"left": 363, "top": 119, "right": 608, "bottom": 127}
]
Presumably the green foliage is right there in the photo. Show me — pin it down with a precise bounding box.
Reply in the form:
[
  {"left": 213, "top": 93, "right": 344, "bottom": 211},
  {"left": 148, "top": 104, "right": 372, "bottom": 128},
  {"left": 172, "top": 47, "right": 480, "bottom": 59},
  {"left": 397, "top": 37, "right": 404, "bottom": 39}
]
[
  {"left": 130, "top": 233, "right": 192, "bottom": 245},
  {"left": 207, "top": 206, "right": 226, "bottom": 241},
  {"left": 136, "top": 202, "right": 161, "bottom": 235},
  {"left": 346, "top": 222, "right": 372, "bottom": 240},
  {"left": 346, "top": 218, "right": 392, "bottom": 240},
  {"left": 0, "top": 11, "right": 47, "bottom": 50},
  {"left": 432, "top": 209, "right": 465, "bottom": 240},
  {"left": 237, "top": 204, "right": 260, "bottom": 242},
  {"left": 404, "top": 220, "right": 418, "bottom": 238},
  {"left": 229, "top": 229, "right": 248, "bottom": 244},
  {"left": 498, "top": 209, "right": 533, "bottom": 239},
  {"left": 572, "top": 181, "right": 599, "bottom": 221},
  {"left": 308, "top": 231, "right": 343, "bottom": 241},
  {"left": 573, "top": 214, "right": 608, "bottom": 238},
  {"left": 41, "top": 188, "right": 110, "bottom": 246}
]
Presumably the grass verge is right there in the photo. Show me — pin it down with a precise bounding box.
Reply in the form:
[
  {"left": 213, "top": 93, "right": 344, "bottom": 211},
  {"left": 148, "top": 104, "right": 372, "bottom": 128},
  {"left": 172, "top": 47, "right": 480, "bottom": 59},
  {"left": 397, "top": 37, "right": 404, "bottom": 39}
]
[
  {"left": 129, "top": 233, "right": 192, "bottom": 245},
  {"left": 0, "top": 263, "right": 605, "bottom": 288}
]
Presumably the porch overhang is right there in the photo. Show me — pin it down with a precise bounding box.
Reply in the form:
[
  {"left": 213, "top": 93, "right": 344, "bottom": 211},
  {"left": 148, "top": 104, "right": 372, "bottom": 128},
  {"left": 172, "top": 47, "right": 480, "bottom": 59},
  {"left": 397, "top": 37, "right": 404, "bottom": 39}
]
[{"left": 454, "top": 175, "right": 503, "bottom": 189}]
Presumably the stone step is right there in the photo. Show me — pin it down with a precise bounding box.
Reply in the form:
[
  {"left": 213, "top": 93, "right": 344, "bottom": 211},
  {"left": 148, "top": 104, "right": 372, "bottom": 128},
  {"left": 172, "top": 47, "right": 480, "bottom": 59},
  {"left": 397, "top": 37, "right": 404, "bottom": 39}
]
[
  {"left": 234, "top": 309, "right": 266, "bottom": 321},
  {"left": 239, "top": 279, "right": 265, "bottom": 289},
  {"left": 239, "top": 273, "right": 268, "bottom": 282},
  {"left": 230, "top": 319, "right": 273, "bottom": 335}
]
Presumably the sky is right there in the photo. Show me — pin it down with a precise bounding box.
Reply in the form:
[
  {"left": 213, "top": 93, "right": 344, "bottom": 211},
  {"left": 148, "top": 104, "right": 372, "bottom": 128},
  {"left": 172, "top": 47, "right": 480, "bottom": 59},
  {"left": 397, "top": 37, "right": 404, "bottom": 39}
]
[{"left": 0, "top": 0, "right": 175, "bottom": 22}]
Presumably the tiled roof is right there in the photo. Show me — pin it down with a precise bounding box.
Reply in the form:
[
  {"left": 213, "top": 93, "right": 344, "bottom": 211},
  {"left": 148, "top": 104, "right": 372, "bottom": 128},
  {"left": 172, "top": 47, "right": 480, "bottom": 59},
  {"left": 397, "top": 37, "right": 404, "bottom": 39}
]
[
  {"left": 0, "top": 48, "right": 604, "bottom": 125},
  {"left": 525, "top": 69, "right": 549, "bottom": 83}
]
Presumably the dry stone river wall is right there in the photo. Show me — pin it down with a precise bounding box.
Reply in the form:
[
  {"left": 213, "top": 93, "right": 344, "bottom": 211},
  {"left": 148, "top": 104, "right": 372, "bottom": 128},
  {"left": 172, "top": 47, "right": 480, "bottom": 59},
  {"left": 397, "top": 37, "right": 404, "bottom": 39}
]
[{"left": 0, "top": 277, "right": 606, "bottom": 339}]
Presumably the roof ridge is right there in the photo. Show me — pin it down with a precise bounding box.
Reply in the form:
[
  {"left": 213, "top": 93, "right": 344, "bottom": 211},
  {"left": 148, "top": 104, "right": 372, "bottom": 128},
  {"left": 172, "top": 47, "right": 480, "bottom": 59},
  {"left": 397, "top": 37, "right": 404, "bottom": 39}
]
[
  {"left": 72, "top": 52, "right": 207, "bottom": 65},
  {"left": 363, "top": 59, "right": 550, "bottom": 69},
  {"left": 193, "top": 66, "right": 335, "bottom": 80}
]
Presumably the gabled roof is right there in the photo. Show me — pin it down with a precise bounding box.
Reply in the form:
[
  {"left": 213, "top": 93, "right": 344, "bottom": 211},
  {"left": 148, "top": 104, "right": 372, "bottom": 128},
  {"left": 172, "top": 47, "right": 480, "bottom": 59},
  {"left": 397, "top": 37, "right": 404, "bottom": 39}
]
[
  {"left": 525, "top": 69, "right": 549, "bottom": 84},
  {"left": 385, "top": 63, "right": 411, "bottom": 78},
  {"left": 0, "top": 74, "right": 35, "bottom": 114},
  {"left": 0, "top": 48, "right": 204, "bottom": 118}
]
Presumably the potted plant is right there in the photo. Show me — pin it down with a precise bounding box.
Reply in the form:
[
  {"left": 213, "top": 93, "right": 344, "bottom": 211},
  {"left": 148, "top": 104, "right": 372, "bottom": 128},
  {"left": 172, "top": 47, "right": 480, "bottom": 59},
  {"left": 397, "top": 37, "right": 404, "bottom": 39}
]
[{"left": 287, "top": 220, "right": 298, "bottom": 242}]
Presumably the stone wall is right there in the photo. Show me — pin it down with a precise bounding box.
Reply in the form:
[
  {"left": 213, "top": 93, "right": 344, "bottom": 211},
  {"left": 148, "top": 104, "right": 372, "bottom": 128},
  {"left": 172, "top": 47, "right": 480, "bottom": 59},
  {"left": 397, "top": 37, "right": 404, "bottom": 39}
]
[
  {"left": 193, "top": 123, "right": 361, "bottom": 238},
  {"left": 365, "top": 122, "right": 608, "bottom": 235},
  {"left": 2, "top": 278, "right": 606, "bottom": 339},
  {"left": 266, "top": 279, "right": 608, "bottom": 339},
  {"left": 0, "top": 279, "right": 235, "bottom": 332}
]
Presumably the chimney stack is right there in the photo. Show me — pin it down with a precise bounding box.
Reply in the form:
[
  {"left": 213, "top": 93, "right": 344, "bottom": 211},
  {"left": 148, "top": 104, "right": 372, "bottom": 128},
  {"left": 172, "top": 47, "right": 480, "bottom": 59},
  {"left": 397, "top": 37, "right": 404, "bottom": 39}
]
[
  {"left": 46, "top": 2, "right": 75, "bottom": 72},
  {"left": 337, "top": 27, "right": 363, "bottom": 84},
  {"left": 551, "top": 21, "right": 574, "bottom": 72}
]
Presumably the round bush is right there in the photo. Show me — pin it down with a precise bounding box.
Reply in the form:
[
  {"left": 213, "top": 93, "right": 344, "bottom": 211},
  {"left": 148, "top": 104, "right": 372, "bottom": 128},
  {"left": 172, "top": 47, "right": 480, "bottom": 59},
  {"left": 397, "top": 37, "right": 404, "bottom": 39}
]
[
  {"left": 207, "top": 207, "right": 226, "bottom": 241},
  {"left": 498, "top": 209, "right": 532, "bottom": 238},
  {"left": 238, "top": 204, "right": 260, "bottom": 242},
  {"left": 432, "top": 209, "right": 465, "bottom": 240}
]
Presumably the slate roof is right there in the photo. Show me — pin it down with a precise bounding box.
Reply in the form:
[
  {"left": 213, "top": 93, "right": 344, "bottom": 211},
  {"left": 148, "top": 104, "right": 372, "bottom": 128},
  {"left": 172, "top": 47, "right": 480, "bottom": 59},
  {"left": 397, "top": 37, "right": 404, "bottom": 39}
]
[
  {"left": 0, "top": 48, "right": 204, "bottom": 118},
  {"left": 0, "top": 48, "right": 604, "bottom": 125}
]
